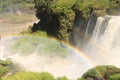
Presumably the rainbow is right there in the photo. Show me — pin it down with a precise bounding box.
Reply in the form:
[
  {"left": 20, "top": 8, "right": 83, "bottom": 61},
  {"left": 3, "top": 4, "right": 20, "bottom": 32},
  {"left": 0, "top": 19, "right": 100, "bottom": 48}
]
[
  {"left": 1, "top": 34, "right": 95, "bottom": 70},
  {"left": 62, "top": 41, "right": 95, "bottom": 67},
  {"left": 0, "top": 34, "right": 99, "bottom": 78}
]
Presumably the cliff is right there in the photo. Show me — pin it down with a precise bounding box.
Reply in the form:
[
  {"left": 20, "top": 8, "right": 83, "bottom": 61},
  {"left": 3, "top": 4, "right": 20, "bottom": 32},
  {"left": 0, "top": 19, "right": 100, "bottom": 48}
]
[{"left": 31, "top": 0, "right": 120, "bottom": 44}]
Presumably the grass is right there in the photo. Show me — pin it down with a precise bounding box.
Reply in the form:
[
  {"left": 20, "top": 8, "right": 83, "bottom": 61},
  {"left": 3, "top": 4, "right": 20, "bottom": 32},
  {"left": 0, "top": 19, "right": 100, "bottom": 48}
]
[{"left": 1, "top": 71, "right": 55, "bottom": 80}]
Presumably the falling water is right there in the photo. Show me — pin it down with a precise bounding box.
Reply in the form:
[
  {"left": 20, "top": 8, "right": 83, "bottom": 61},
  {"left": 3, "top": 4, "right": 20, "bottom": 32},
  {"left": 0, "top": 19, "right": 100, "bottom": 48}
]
[
  {"left": 0, "top": 36, "right": 93, "bottom": 79},
  {"left": 85, "top": 15, "right": 120, "bottom": 67},
  {"left": 0, "top": 14, "right": 120, "bottom": 79},
  {"left": 84, "top": 12, "right": 94, "bottom": 41}
]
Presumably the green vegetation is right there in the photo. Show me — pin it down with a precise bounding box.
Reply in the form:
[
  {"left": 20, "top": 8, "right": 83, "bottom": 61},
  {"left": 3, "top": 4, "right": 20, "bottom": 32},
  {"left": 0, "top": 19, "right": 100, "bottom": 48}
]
[
  {"left": 0, "top": 65, "right": 9, "bottom": 77},
  {"left": 0, "top": 60, "right": 19, "bottom": 78},
  {"left": 12, "top": 35, "right": 68, "bottom": 57},
  {"left": 0, "top": 0, "right": 120, "bottom": 41},
  {"left": 0, "top": 0, "right": 120, "bottom": 80},
  {"left": 73, "top": 0, "right": 110, "bottom": 18},
  {"left": 77, "top": 78, "right": 85, "bottom": 80},
  {"left": 31, "top": 0, "right": 120, "bottom": 42},
  {"left": 108, "top": 73, "right": 120, "bottom": 80},
  {"left": 81, "top": 65, "right": 120, "bottom": 80},
  {"left": 57, "top": 76, "right": 68, "bottom": 80},
  {"left": 21, "top": 29, "right": 47, "bottom": 37},
  {"left": 0, "top": 0, "right": 34, "bottom": 14},
  {"left": 1, "top": 72, "right": 55, "bottom": 80},
  {"left": 107, "top": 0, "right": 120, "bottom": 15},
  {"left": 33, "top": 0, "right": 76, "bottom": 42},
  {"left": 0, "top": 64, "right": 120, "bottom": 80}
]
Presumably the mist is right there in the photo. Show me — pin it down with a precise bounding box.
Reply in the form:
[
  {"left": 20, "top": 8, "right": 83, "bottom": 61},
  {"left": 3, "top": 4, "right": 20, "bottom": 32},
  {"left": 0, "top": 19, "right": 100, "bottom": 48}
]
[
  {"left": 0, "top": 36, "right": 93, "bottom": 79},
  {"left": 83, "top": 16, "right": 120, "bottom": 67}
]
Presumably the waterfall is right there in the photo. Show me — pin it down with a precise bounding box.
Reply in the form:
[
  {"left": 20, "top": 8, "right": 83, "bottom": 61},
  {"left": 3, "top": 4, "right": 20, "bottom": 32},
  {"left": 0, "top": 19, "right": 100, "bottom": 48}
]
[
  {"left": 92, "top": 17, "right": 106, "bottom": 39},
  {"left": 0, "top": 36, "right": 92, "bottom": 79},
  {"left": 85, "top": 15, "right": 120, "bottom": 67},
  {"left": 84, "top": 12, "right": 94, "bottom": 41}
]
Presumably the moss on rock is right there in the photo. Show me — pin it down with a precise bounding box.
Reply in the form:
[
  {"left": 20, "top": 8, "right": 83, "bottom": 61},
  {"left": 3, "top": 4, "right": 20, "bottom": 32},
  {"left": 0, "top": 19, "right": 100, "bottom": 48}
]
[
  {"left": 31, "top": 0, "right": 120, "bottom": 42},
  {"left": 81, "top": 65, "right": 120, "bottom": 80}
]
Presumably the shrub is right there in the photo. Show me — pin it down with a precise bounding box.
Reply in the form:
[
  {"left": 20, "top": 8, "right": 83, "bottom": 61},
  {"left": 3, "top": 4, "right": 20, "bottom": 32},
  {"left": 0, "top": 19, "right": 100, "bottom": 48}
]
[
  {"left": 82, "top": 65, "right": 120, "bottom": 80},
  {"left": 57, "top": 76, "right": 68, "bottom": 80},
  {"left": 108, "top": 73, "right": 120, "bottom": 80},
  {"left": 0, "top": 60, "right": 18, "bottom": 77},
  {"left": 2, "top": 71, "right": 55, "bottom": 80}
]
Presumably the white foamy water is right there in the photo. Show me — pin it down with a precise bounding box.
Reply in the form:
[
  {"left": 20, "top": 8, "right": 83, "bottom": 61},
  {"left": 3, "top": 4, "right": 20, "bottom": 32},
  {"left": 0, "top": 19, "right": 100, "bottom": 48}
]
[
  {"left": 85, "top": 16, "right": 120, "bottom": 67},
  {"left": 1, "top": 15, "right": 120, "bottom": 79},
  {"left": 0, "top": 36, "right": 93, "bottom": 79}
]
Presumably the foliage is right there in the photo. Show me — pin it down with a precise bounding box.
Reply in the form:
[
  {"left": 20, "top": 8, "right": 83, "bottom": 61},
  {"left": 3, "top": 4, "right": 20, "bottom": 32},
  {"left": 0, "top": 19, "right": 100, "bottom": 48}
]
[
  {"left": 32, "top": 31, "right": 47, "bottom": 37},
  {"left": 0, "top": 65, "right": 9, "bottom": 77},
  {"left": 107, "top": 0, "right": 120, "bottom": 15},
  {"left": 82, "top": 65, "right": 120, "bottom": 80},
  {"left": 0, "top": 65, "right": 120, "bottom": 80},
  {"left": 50, "top": 0, "right": 76, "bottom": 14},
  {"left": 73, "top": 0, "right": 110, "bottom": 18},
  {"left": 77, "top": 78, "right": 85, "bottom": 80},
  {"left": 108, "top": 73, "right": 120, "bottom": 80},
  {"left": 38, "top": 72, "right": 55, "bottom": 80},
  {"left": 1, "top": 71, "right": 55, "bottom": 80},
  {"left": 33, "top": 0, "right": 120, "bottom": 42},
  {"left": 57, "top": 76, "right": 68, "bottom": 80},
  {"left": 21, "top": 27, "right": 47, "bottom": 37},
  {"left": 33, "top": 0, "right": 75, "bottom": 42},
  {"left": 0, "top": 0, "right": 34, "bottom": 14},
  {"left": 0, "top": 60, "right": 12, "bottom": 66},
  {"left": 34, "top": 0, "right": 76, "bottom": 15},
  {"left": 11, "top": 35, "right": 69, "bottom": 57},
  {"left": 0, "top": 60, "right": 19, "bottom": 78}
]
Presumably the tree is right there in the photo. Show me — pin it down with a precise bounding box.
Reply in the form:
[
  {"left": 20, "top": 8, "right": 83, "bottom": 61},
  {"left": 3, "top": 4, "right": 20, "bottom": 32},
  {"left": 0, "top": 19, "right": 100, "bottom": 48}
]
[{"left": 57, "top": 76, "right": 68, "bottom": 80}]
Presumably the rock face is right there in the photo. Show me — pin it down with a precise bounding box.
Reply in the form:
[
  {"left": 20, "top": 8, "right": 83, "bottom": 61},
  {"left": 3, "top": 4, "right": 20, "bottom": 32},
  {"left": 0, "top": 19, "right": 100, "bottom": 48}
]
[
  {"left": 70, "top": 11, "right": 97, "bottom": 49},
  {"left": 80, "top": 66, "right": 120, "bottom": 80},
  {"left": 32, "top": 0, "right": 75, "bottom": 42},
  {"left": 32, "top": 0, "right": 120, "bottom": 43}
]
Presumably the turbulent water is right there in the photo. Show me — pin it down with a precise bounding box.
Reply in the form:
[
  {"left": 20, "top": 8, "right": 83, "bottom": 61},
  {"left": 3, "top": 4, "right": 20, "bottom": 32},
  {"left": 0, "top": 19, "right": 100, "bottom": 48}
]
[
  {"left": 85, "top": 15, "right": 120, "bottom": 67},
  {"left": 0, "top": 36, "right": 92, "bottom": 79},
  {"left": 0, "top": 15, "right": 120, "bottom": 79}
]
